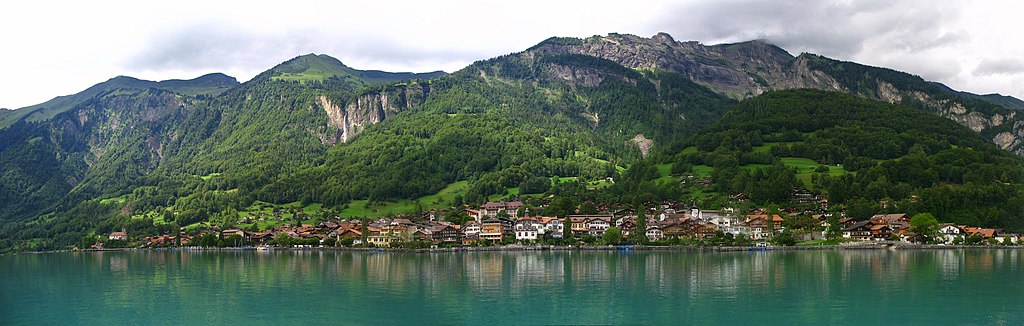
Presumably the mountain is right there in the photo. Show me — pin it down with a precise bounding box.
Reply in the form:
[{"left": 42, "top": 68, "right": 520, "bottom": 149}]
[
  {"left": 0, "top": 73, "right": 239, "bottom": 129},
  {"left": 268, "top": 54, "right": 445, "bottom": 86},
  {"left": 1, "top": 35, "right": 1024, "bottom": 252},
  {"left": 672, "top": 89, "right": 1024, "bottom": 229},
  {"left": 536, "top": 33, "right": 1024, "bottom": 154}
]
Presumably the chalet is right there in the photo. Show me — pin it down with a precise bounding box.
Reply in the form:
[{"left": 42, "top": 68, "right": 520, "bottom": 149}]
[
  {"left": 687, "top": 222, "right": 719, "bottom": 239},
  {"left": 462, "top": 221, "right": 482, "bottom": 243},
  {"left": 746, "top": 214, "right": 784, "bottom": 233},
  {"left": 539, "top": 218, "right": 563, "bottom": 238},
  {"left": 871, "top": 214, "right": 910, "bottom": 233},
  {"left": 430, "top": 224, "right": 460, "bottom": 245},
  {"left": 841, "top": 220, "right": 892, "bottom": 241},
  {"left": 221, "top": 229, "right": 248, "bottom": 241},
  {"left": 331, "top": 228, "right": 362, "bottom": 242},
  {"left": 938, "top": 224, "right": 966, "bottom": 243},
  {"left": 587, "top": 218, "right": 611, "bottom": 236},
  {"left": 109, "top": 229, "right": 128, "bottom": 241},
  {"left": 618, "top": 220, "right": 637, "bottom": 237},
  {"left": 842, "top": 221, "right": 873, "bottom": 241},
  {"left": 660, "top": 221, "right": 689, "bottom": 239},
  {"left": 745, "top": 216, "right": 771, "bottom": 240},
  {"left": 870, "top": 224, "right": 894, "bottom": 240},
  {"left": 645, "top": 226, "right": 664, "bottom": 241}
]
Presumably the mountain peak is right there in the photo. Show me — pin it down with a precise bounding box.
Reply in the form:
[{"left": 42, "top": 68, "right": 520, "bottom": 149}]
[
  {"left": 268, "top": 53, "right": 358, "bottom": 82},
  {"left": 652, "top": 32, "right": 674, "bottom": 43}
]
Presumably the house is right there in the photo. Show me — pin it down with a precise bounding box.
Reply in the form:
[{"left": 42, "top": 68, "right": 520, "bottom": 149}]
[
  {"left": 871, "top": 214, "right": 910, "bottom": 234},
  {"left": 430, "top": 224, "right": 460, "bottom": 245},
  {"left": 221, "top": 229, "right": 248, "bottom": 241},
  {"left": 480, "top": 218, "right": 512, "bottom": 242},
  {"left": 745, "top": 216, "right": 771, "bottom": 240},
  {"left": 539, "top": 218, "right": 563, "bottom": 238},
  {"left": 569, "top": 217, "right": 590, "bottom": 237},
  {"left": 646, "top": 226, "right": 664, "bottom": 241},
  {"left": 514, "top": 217, "right": 540, "bottom": 242},
  {"left": 841, "top": 219, "right": 893, "bottom": 241},
  {"left": 687, "top": 222, "right": 719, "bottom": 239},
  {"left": 709, "top": 215, "right": 738, "bottom": 229},
  {"left": 745, "top": 214, "right": 784, "bottom": 233},
  {"left": 870, "top": 224, "right": 894, "bottom": 240},
  {"left": 109, "top": 229, "right": 128, "bottom": 241},
  {"left": 480, "top": 201, "right": 524, "bottom": 219},
  {"left": 660, "top": 221, "right": 689, "bottom": 239},
  {"left": 587, "top": 218, "right": 611, "bottom": 236},
  {"left": 938, "top": 224, "right": 966, "bottom": 243},
  {"left": 618, "top": 220, "right": 637, "bottom": 237},
  {"left": 842, "top": 221, "right": 873, "bottom": 241}
]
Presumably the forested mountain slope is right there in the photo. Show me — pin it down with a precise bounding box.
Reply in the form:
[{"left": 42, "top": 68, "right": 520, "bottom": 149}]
[
  {"left": 544, "top": 33, "right": 1024, "bottom": 154},
  {"left": 2, "top": 34, "right": 1024, "bottom": 251}
]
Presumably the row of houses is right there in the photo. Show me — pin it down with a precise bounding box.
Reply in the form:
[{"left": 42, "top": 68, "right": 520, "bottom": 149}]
[
  {"left": 126, "top": 200, "right": 1021, "bottom": 248},
  {"left": 837, "top": 213, "right": 1020, "bottom": 244}
]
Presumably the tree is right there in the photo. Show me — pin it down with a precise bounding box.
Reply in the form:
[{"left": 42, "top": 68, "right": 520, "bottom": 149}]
[
  {"left": 633, "top": 204, "right": 648, "bottom": 244},
  {"left": 322, "top": 237, "right": 337, "bottom": 247},
  {"left": 765, "top": 204, "right": 780, "bottom": 236},
  {"left": 909, "top": 213, "right": 939, "bottom": 243},
  {"left": 846, "top": 199, "right": 877, "bottom": 221},
  {"left": 444, "top": 209, "right": 470, "bottom": 225},
  {"left": 825, "top": 214, "right": 842, "bottom": 241},
  {"left": 562, "top": 215, "right": 573, "bottom": 241},
  {"left": 771, "top": 231, "right": 797, "bottom": 246},
  {"left": 603, "top": 227, "right": 622, "bottom": 245},
  {"left": 360, "top": 216, "right": 369, "bottom": 246}
]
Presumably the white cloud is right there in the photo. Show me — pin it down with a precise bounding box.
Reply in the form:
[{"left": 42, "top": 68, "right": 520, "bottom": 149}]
[{"left": 0, "top": 0, "right": 1022, "bottom": 109}]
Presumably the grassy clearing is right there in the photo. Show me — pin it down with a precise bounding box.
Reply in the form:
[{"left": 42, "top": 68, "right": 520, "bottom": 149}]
[
  {"left": 200, "top": 173, "right": 221, "bottom": 181},
  {"left": 339, "top": 180, "right": 476, "bottom": 218},
  {"left": 99, "top": 195, "right": 128, "bottom": 205},
  {"left": 751, "top": 142, "right": 793, "bottom": 153},
  {"left": 653, "top": 163, "right": 680, "bottom": 185},
  {"left": 691, "top": 165, "right": 713, "bottom": 177}
]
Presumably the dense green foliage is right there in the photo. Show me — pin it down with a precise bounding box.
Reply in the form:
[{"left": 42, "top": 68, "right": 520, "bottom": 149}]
[
  {"left": 669, "top": 89, "right": 1024, "bottom": 229},
  {"left": 0, "top": 49, "right": 737, "bottom": 252}
]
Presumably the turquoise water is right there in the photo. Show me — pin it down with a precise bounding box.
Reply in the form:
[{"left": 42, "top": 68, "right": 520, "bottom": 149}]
[{"left": 1, "top": 249, "right": 1022, "bottom": 324}]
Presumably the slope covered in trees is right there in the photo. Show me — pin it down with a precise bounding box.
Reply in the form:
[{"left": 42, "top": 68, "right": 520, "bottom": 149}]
[
  {"left": 0, "top": 48, "right": 737, "bottom": 252},
  {"left": 667, "top": 89, "right": 1024, "bottom": 229}
]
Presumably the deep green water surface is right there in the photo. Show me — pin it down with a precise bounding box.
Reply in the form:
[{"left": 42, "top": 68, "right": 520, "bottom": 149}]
[{"left": 2, "top": 249, "right": 1022, "bottom": 324}]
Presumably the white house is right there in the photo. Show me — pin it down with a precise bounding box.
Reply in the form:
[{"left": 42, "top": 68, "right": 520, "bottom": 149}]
[
  {"left": 515, "top": 218, "right": 540, "bottom": 242},
  {"left": 938, "top": 224, "right": 965, "bottom": 244},
  {"left": 646, "top": 226, "right": 664, "bottom": 241},
  {"left": 587, "top": 218, "right": 611, "bottom": 236},
  {"left": 541, "top": 219, "right": 563, "bottom": 238},
  {"left": 462, "top": 221, "right": 481, "bottom": 238}
]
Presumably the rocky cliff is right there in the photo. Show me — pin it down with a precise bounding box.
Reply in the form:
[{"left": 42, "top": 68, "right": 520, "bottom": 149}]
[
  {"left": 532, "top": 33, "right": 1024, "bottom": 154},
  {"left": 318, "top": 83, "right": 430, "bottom": 144}
]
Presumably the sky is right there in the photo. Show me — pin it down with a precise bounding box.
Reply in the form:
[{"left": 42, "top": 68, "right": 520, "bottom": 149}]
[{"left": 1, "top": 0, "right": 1022, "bottom": 109}]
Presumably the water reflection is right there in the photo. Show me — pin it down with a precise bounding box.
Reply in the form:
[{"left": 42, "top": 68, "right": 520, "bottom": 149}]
[{"left": 0, "top": 249, "right": 1022, "bottom": 324}]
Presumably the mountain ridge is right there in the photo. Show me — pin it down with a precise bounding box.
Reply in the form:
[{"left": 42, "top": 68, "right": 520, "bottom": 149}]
[{"left": 2, "top": 33, "right": 1024, "bottom": 252}]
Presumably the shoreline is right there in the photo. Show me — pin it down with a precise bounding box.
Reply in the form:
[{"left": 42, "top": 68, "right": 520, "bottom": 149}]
[{"left": 7, "top": 243, "right": 1024, "bottom": 255}]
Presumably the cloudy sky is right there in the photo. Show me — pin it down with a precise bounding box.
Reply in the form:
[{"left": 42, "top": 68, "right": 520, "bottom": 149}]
[{"left": 1, "top": 0, "right": 1022, "bottom": 109}]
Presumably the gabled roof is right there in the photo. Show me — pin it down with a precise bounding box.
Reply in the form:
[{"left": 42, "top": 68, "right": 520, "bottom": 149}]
[{"left": 842, "top": 220, "right": 872, "bottom": 231}]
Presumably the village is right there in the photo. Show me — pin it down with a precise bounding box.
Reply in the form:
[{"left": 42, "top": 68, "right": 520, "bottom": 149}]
[{"left": 95, "top": 197, "right": 1023, "bottom": 250}]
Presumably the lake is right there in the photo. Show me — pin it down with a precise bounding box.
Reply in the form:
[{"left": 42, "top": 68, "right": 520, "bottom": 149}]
[{"left": 1, "top": 249, "right": 1021, "bottom": 324}]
